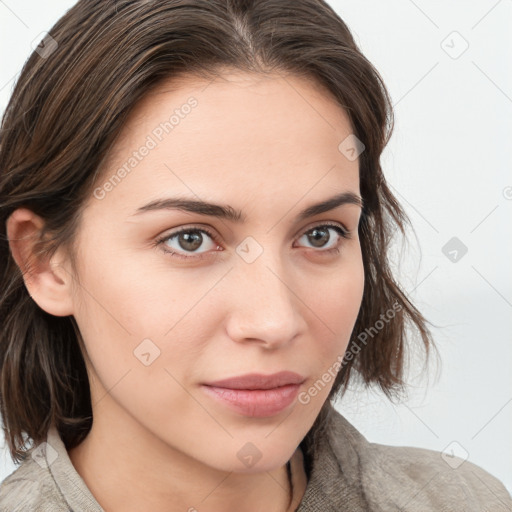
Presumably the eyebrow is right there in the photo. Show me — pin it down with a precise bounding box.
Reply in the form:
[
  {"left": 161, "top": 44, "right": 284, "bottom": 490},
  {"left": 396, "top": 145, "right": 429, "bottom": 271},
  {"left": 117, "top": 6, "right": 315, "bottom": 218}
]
[{"left": 132, "top": 191, "right": 363, "bottom": 223}]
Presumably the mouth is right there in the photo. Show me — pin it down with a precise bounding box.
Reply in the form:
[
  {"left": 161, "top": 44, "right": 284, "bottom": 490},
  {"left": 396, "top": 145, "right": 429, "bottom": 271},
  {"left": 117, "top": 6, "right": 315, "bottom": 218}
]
[{"left": 201, "top": 371, "right": 306, "bottom": 418}]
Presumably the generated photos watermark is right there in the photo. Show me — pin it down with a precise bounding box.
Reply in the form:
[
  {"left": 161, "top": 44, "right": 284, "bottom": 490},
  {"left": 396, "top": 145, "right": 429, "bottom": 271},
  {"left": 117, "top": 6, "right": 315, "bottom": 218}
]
[{"left": 298, "top": 300, "right": 402, "bottom": 405}]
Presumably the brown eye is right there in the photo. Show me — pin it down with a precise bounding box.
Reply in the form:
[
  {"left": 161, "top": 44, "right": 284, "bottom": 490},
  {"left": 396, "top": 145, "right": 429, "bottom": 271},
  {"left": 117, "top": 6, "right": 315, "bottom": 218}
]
[
  {"left": 176, "top": 231, "right": 203, "bottom": 252},
  {"left": 296, "top": 224, "right": 348, "bottom": 251},
  {"left": 307, "top": 227, "right": 331, "bottom": 247},
  {"left": 157, "top": 227, "right": 219, "bottom": 259}
]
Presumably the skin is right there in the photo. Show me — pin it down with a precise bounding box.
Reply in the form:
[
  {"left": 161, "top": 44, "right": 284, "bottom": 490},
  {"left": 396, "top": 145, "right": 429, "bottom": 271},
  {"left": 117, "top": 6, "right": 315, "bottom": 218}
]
[{"left": 7, "top": 70, "right": 364, "bottom": 512}]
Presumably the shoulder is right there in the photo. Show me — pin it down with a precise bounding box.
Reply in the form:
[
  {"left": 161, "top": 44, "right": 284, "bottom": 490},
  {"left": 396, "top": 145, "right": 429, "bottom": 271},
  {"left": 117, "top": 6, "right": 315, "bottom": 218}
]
[
  {"left": 0, "top": 456, "right": 69, "bottom": 512},
  {"left": 326, "top": 408, "right": 512, "bottom": 511},
  {"left": 364, "top": 442, "right": 512, "bottom": 511},
  {"left": 0, "top": 427, "right": 103, "bottom": 512}
]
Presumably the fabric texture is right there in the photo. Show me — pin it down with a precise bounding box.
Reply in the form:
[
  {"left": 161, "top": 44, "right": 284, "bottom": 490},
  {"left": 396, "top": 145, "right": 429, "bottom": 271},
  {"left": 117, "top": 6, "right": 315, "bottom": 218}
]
[{"left": 0, "top": 406, "right": 511, "bottom": 511}]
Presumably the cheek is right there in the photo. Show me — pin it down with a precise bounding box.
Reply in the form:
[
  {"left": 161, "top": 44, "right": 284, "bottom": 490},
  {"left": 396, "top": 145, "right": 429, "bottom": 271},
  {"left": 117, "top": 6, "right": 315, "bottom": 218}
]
[
  {"left": 300, "top": 248, "right": 364, "bottom": 383},
  {"left": 309, "top": 247, "right": 364, "bottom": 334},
  {"left": 71, "top": 278, "right": 204, "bottom": 427},
  {"left": 74, "top": 239, "right": 230, "bottom": 340},
  {"left": 296, "top": 266, "right": 364, "bottom": 411},
  {"left": 69, "top": 246, "right": 221, "bottom": 400}
]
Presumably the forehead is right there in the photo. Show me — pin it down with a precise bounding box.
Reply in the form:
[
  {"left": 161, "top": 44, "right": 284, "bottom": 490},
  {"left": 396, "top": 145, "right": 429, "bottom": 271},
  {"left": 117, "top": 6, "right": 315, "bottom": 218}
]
[{"left": 88, "top": 70, "right": 360, "bottom": 215}]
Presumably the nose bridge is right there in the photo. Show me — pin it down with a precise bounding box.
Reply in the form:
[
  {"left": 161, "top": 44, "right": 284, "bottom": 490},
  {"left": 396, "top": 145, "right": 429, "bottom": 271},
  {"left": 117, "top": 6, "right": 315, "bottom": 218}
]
[{"left": 225, "top": 240, "right": 305, "bottom": 346}]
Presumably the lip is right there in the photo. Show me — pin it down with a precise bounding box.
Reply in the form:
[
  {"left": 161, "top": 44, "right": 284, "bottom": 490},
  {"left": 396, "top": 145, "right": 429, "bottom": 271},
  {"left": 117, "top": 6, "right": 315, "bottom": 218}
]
[
  {"left": 201, "top": 371, "right": 306, "bottom": 418},
  {"left": 204, "top": 371, "right": 306, "bottom": 390}
]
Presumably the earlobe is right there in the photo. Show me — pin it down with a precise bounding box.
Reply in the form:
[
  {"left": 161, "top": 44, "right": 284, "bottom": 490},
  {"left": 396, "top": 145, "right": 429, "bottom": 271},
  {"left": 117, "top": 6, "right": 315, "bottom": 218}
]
[{"left": 6, "top": 208, "right": 74, "bottom": 317}]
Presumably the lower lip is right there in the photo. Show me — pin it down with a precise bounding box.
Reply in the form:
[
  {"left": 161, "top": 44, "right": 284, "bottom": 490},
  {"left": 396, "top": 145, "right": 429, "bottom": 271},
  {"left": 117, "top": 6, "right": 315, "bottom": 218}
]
[{"left": 201, "top": 383, "right": 301, "bottom": 417}]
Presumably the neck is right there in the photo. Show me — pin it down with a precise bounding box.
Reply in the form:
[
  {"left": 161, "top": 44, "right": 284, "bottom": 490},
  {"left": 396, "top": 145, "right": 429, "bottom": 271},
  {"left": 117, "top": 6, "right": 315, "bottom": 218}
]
[{"left": 68, "top": 397, "right": 308, "bottom": 512}]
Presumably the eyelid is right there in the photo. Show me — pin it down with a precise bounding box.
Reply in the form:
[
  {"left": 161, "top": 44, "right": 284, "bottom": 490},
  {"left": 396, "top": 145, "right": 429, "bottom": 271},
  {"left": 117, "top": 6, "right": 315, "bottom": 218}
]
[{"left": 294, "top": 220, "right": 350, "bottom": 241}]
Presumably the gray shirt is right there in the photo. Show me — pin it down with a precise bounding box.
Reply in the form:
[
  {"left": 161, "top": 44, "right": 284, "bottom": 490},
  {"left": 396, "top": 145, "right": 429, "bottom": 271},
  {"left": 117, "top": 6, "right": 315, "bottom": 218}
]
[{"left": 1, "top": 406, "right": 511, "bottom": 511}]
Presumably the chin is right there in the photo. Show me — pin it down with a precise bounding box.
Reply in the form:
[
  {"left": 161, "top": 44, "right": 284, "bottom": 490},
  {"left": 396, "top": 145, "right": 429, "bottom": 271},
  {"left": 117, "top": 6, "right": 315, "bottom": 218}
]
[{"left": 186, "top": 436, "right": 295, "bottom": 474}]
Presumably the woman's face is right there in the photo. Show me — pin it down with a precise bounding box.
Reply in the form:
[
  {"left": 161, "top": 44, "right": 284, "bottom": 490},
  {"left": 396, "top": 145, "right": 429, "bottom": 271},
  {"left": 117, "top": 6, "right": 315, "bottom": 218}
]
[{"left": 69, "top": 70, "right": 364, "bottom": 472}]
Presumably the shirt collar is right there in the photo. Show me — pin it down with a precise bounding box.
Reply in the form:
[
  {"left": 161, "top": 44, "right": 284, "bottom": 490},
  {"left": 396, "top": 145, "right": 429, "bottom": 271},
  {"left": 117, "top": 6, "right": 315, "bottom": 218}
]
[{"left": 296, "top": 404, "right": 369, "bottom": 511}]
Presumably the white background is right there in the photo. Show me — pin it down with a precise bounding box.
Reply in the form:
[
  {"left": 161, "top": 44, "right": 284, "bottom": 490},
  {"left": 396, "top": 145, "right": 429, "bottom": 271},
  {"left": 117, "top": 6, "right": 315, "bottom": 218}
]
[{"left": 1, "top": 0, "right": 511, "bottom": 496}]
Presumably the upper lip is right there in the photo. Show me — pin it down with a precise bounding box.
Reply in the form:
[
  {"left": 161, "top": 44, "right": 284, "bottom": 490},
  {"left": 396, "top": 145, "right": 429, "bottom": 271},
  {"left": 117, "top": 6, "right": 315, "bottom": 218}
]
[{"left": 204, "top": 371, "right": 306, "bottom": 390}]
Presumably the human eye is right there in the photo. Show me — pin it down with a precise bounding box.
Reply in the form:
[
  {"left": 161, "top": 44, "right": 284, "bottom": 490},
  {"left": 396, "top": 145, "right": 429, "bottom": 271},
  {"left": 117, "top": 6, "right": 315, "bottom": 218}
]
[
  {"left": 294, "top": 222, "right": 350, "bottom": 255},
  {"left": 155, "top": 225, "right": 222, "bottom": 260}
]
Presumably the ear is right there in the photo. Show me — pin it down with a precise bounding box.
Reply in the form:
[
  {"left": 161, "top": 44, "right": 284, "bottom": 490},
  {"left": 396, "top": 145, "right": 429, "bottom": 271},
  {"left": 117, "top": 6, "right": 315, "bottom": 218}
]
[{"left": 6, "top": 208, "right": 74, "bottom": 316}]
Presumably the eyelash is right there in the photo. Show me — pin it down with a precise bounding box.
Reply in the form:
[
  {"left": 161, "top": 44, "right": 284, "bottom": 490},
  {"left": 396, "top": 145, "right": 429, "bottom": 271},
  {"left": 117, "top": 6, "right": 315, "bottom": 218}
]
[{"left": 154, "top": 222, "right": 350, "bottom": 261}]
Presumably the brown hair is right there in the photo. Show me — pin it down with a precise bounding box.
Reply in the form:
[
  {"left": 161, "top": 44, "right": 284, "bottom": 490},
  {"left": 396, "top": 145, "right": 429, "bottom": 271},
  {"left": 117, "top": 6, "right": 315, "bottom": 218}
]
[{"left": 0, "top": 0, "right": 434, "bottom": 463}]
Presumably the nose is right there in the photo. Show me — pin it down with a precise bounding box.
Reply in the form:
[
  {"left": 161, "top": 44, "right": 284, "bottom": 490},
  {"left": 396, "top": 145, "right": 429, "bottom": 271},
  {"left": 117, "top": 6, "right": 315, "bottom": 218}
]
[{"left": 224, "top": 254, "right": 307, "bottom": 349}]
